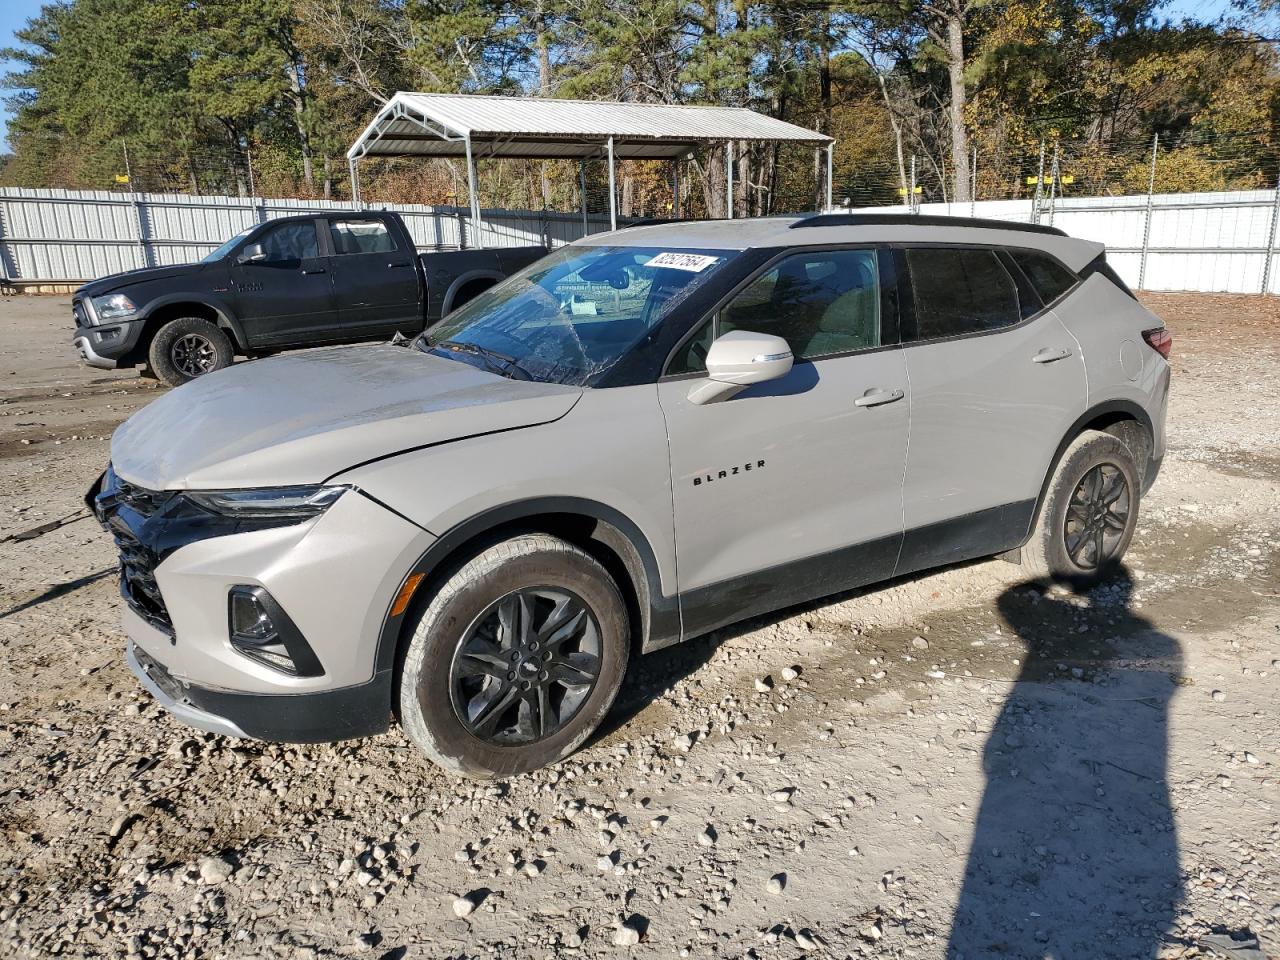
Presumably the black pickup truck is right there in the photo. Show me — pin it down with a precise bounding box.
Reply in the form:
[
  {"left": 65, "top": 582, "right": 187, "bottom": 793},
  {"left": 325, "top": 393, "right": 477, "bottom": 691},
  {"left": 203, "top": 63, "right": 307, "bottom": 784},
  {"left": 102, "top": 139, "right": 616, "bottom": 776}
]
[{"left": 71, "top": 211, "right": 547, "bottom": 385}]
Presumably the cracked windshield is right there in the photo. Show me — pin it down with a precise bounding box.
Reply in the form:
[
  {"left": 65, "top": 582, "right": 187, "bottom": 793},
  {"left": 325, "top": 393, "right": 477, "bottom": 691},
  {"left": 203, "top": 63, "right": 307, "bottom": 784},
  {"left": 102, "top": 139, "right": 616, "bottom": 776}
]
[{"left": 418, "top": 245, "right": 732, "bottom": 384}]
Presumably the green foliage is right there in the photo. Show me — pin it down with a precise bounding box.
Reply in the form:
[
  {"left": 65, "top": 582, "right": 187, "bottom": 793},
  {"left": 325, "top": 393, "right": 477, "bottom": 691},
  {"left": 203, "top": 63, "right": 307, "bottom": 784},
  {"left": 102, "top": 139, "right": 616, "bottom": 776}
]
[{"left": 2, "top": 0, "right": 1277, "bottom": 204}]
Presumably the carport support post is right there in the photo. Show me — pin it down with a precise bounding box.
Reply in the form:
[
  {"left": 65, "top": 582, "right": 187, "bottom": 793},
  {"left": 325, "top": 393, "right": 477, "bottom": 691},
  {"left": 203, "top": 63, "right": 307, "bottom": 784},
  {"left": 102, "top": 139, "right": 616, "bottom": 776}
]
[
  {"left": 579, "top": 159, "right": 588, "bottom": 236},
  {"left": 347, "top": 157, "right": 362, "bottom": 209},
  {"left": 672, "top": 160, "right": 680, "bottom": 218},
  {"left": 464, "top": 133, "right": 484, "bottom": 249},
  {"left": 607, "top": 137, "right": 617, "bottom": 231},
  {"left": 725, "top": 141, "right": 734, "bottom": 220},
  {"left": 825, "top": 142, "right": 834, "bottom": 211}
]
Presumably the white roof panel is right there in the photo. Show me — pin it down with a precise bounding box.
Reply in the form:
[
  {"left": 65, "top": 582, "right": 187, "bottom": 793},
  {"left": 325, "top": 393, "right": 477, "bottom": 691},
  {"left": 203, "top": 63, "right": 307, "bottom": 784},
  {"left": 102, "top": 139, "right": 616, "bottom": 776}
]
[{"left": 349, "top": 93, "right": 831, "bottom": 161}]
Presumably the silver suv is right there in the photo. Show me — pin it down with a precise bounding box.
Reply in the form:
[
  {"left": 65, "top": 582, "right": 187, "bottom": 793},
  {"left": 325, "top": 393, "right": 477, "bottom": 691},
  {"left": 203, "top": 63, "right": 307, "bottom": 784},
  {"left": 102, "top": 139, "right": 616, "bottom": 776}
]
[{"left": 89, "top": 214, "right": 1171, "bottom": 778}]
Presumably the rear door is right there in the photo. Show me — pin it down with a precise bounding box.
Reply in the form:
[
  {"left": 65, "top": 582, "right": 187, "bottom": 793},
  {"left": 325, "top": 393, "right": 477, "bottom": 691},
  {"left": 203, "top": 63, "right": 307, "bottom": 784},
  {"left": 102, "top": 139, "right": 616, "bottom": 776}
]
[
  {"left": 229, "top": 219, "right": 336, "bottom": 347},
  {"left": 895, "top": 245, "right": 1087, "bottom": 574},
  {"left": 658, "top": 247, "right": 910, "bottom": 636},
  {"left": 326, "top": 217, "right": 422, "bottom": 336}
]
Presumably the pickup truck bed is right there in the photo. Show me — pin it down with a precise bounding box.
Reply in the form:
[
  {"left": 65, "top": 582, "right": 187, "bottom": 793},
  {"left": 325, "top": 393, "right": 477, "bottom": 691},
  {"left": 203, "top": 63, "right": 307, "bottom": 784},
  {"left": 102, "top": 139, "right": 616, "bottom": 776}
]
[{"left": 421, "top": 247, "right": 546, "bottom": 321}]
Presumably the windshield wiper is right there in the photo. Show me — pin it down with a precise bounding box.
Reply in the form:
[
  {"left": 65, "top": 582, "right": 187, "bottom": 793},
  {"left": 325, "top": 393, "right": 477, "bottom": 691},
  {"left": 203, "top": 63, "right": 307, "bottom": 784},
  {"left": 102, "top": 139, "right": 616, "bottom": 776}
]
[{"left": 431, "top": 340, "right": 532, "bottom": 380}]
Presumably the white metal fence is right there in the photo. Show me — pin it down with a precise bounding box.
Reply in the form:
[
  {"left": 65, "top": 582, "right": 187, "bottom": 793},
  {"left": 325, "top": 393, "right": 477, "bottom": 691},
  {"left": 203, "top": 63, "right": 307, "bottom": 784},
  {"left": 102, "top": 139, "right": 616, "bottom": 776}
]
[
  {"left": 5, "top": 185, "right": 1280, "bottom": 294},
  {"left": 876, "top": 188, "right": 1280, "bottom": 295},
  {"left": 0, "top": 188, "right": 617, "bottom": 286}
]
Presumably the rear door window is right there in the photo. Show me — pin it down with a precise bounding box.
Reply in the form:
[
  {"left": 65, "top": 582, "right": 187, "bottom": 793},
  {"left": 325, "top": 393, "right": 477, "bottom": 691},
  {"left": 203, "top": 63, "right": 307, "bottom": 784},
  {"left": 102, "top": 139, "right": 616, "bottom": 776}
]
[
  {"left": 329, "top": 219, "right": 397, "bottom": 255},
  {"left": 1010, "top": 249, "right": 1079, "bottom": 304},
  {"left": 904, "top": 248, "right": 1020, "bottom": 341}
]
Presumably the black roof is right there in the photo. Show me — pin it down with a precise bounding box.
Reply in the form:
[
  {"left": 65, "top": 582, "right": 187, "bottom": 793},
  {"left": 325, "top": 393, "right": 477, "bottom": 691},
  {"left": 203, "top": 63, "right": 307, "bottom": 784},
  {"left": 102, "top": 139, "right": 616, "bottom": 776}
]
[{"left": 790, "top": 213, "right": 1067, "bottom": 237}]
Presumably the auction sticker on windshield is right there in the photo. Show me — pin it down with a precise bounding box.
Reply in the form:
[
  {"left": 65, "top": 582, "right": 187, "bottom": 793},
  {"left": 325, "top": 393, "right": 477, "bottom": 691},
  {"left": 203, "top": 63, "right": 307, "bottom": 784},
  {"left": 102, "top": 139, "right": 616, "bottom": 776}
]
[{"left": 646, "top": 252, "right": 721, "bottom": 272}]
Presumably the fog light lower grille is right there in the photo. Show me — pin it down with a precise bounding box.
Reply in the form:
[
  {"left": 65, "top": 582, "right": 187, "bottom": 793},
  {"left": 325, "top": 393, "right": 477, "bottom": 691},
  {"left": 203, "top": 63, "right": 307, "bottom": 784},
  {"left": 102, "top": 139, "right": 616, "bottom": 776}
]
[{"left": 228, "top": 586, "right": 323, "bottom": 677}]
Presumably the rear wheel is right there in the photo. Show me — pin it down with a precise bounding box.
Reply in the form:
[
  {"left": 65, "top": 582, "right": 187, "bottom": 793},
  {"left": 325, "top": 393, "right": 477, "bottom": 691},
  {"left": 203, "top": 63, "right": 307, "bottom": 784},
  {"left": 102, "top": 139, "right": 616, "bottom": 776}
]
[
  {"left": 398, "top": 534, "right": 630, "bottom": 778},
  {"left": 147, "top": 317, "right": 234, "bottom": 386},
  {"left": 1022, "top": 431, "right": 1140, "bottom": 584}
]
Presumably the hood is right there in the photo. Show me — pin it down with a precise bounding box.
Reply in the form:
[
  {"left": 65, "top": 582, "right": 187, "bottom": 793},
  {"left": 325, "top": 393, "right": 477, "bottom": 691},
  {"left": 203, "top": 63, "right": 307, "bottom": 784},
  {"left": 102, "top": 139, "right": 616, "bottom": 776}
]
[
  {"left": 77, "top": 262, "right": 209, "bottom": 298},
  {"left": 111, "top": 344, "right": 582, "bottom": 490}
]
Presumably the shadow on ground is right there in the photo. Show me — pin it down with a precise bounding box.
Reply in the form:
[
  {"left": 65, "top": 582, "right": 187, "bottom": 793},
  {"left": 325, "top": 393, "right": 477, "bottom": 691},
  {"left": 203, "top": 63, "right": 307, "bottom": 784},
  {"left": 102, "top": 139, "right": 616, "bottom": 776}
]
[
  {"left": 948, "top": 569, "right": 1184, "bottom": 959},
  {"left": 0, "top": 567, "right": 114, "bottom": 620}
]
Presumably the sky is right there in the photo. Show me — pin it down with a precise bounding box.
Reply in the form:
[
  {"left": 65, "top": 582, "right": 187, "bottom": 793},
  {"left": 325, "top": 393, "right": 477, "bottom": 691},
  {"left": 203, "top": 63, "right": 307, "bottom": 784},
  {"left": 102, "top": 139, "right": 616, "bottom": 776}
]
[{"left": 0, "top": 0, "right": 1248, "bottom": 152}]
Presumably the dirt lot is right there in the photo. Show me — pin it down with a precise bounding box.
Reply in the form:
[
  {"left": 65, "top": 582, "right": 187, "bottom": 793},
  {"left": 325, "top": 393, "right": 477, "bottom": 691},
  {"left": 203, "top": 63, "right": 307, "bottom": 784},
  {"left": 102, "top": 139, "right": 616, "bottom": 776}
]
[{"left": 0, "top": 292, "right": 1277, "bottom": 960}]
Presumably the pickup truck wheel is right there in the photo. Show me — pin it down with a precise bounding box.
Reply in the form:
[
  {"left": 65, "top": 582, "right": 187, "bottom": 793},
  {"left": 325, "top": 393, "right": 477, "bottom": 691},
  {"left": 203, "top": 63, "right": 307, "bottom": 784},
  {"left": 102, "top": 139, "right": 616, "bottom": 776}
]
[
  {"left": 399, "top": 534, "right": 630, "bottom": 778},
  {"left": 147, "top": 317, "right": 233, "bottom": 386},
  {"left": 1022, "top": 431, "right": 1140, "bottom": 585}
]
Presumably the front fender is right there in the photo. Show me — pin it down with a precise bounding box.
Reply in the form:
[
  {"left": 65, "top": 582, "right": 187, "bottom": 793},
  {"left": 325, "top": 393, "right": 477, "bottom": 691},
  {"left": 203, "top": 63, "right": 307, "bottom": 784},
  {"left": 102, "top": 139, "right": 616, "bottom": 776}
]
[{"left": 333, "top": 384, "right": 681, "bottom": 665}]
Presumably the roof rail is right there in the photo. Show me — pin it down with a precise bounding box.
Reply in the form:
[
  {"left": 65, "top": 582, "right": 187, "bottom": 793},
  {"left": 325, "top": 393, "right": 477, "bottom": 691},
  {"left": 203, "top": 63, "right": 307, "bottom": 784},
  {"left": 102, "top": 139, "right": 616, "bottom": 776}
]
[{"left": 790, "top": 213, "right": 1067, "bottom": 237}]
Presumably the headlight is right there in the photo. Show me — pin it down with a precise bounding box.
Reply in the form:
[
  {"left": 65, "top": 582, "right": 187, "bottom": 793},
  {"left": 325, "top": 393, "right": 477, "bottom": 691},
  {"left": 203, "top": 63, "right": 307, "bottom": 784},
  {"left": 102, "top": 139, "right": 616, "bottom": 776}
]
[
  {"left": 183, "top": 485, "right": 347, "bottom": 521},
  {"left": 90, "top": 293, "right": 139, "bottom": 322}
]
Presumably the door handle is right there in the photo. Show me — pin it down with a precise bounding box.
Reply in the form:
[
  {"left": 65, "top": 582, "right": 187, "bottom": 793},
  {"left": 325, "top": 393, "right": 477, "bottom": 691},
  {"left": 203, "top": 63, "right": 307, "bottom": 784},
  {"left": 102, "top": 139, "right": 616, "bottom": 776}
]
[
  {"left": 1032, "top": 347, "right": 1072, "bottom": 364},
  {"left": 854, "top": 387, "right": 905, "bottom": 408},
  {"left": 387, "top": 261, "right": 411, "bottom": 268},
  {"left": 302, "top": 267, "right": 327, "bottom": 275}
]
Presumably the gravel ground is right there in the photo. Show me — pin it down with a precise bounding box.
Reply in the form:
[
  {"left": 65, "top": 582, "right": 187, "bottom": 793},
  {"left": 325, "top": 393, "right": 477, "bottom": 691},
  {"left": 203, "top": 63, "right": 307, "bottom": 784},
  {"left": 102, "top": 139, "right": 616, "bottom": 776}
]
[{"left": 0, "top": 292, "right": 1277, "bottom": 960}]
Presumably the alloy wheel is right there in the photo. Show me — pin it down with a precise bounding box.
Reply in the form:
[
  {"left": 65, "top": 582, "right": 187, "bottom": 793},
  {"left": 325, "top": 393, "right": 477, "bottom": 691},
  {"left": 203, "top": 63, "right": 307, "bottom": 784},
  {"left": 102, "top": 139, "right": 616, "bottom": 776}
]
[
  {"left": 171, "top": 333, "right": 217, "bottom": 377},
  {"left": 448, "top": 588, "right": 602, "bottom": 745},
  {"left": 1064, "top": 463, "right": 1131, "bottom": 570}
]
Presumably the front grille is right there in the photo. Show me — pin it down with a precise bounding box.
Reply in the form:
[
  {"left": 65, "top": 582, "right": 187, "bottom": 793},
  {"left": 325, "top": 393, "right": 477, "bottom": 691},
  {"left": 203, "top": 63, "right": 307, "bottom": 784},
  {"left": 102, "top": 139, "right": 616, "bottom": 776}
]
[
  {"left": 111, "top": 476, "right": 171, "bottom": 518},
  {"left": 94, "top": 468, "right": 177, "bottom": 634},
  {"left": 112, "top": 521, "right": 171, "bottom": 631}
]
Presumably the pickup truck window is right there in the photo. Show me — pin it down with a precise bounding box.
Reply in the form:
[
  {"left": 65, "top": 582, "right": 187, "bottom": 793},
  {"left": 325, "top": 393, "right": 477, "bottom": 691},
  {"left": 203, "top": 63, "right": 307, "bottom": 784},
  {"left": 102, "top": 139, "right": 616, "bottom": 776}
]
[
  {"left": 417, "top": 244, "right": 733, "bottom": 386},
  {"left": 260, "top": 221, "right": 320, "bottom": 262},
  {"left": 330, "top": 219, "right": 397, "bottom": 255}
]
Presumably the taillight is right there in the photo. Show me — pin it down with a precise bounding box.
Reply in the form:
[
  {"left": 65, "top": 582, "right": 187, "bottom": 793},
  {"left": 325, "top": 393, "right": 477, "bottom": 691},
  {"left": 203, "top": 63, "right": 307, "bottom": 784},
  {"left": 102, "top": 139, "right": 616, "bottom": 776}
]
[{"left": 1142, "top": 327, "right": 1172, "bottom": 359}]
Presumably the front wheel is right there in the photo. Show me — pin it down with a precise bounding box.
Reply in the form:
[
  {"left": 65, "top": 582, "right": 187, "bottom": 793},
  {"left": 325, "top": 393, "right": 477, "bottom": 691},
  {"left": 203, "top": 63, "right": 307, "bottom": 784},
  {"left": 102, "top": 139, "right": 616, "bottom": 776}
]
[
  {"left": 1022, "top": 430, "right": 1141, "bottom": 584},
  {"left": 398, "top": 534, "right": 630, "bottom": 778},
  {"left": 147, "top": 317, "right": 234, "bottom": 386}
]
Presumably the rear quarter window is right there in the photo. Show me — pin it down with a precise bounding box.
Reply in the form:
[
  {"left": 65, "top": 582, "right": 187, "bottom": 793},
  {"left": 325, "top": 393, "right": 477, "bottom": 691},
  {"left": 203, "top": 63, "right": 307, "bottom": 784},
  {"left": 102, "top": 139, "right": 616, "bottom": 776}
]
[{"left": 1010, "top": 250, "right": 1079, "bottom": 304}]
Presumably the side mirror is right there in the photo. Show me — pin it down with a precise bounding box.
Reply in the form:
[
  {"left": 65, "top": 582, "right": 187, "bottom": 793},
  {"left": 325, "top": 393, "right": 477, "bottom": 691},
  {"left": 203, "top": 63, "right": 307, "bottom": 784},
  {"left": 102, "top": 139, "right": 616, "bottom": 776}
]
[
  {"left": 688, "top": 330, "right": 793, "bottom": 405},
  {"left": 238, "top": 242, "right": 266, "bottom": 264}
]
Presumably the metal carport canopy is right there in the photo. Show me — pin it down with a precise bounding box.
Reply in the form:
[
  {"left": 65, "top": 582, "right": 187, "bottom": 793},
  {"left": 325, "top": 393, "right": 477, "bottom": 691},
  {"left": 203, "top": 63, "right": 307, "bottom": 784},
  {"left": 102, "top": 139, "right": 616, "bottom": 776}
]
[{"left": 346, "top": 92, "right": 834, "bottom": 240}]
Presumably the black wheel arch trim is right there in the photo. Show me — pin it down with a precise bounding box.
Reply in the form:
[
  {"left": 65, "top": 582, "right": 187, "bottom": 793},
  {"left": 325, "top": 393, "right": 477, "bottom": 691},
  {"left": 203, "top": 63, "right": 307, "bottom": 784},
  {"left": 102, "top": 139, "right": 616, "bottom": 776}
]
[
  {"left": 1025, "top": 399, "right": 1156, "bottom": 543},
  {"left": 139, "top": 294, "right": 248, "bottom": 353},
  {"left": 373, "top": 496, "right": 679, "bottom": 679},
  {"left": 442, "top": 270, "right": 504, "bottom": 314}
]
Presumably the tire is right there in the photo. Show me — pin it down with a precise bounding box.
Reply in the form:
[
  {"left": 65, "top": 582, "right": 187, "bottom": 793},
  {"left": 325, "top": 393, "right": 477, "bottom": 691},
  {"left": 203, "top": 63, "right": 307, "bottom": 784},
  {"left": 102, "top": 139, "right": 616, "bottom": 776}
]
[
  {"left": 147, "top": 317, "right": 234, "bottom": 386},
  {"left": 399, "top": 534, "right": 630, "bottom": 778},
  {"left": 1022, "top": 430, "right": 1141, "bottom": 584}
]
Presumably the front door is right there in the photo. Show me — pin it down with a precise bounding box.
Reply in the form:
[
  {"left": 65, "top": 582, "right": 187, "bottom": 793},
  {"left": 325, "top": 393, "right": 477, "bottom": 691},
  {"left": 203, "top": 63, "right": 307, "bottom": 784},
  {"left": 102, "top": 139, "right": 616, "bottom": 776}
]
[
  {"left": 230, "top": 219, "right": 336, "bottom": 347},
  {"left": 657, "top": 247, "right": 910, "bottom": 638},
  {"left": 327, "top": 217, "right": 422, "bottom": 336},
  {"left": 895, "top": 245, "right": 1088, "bottom": 573}
]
